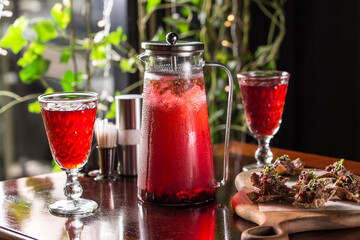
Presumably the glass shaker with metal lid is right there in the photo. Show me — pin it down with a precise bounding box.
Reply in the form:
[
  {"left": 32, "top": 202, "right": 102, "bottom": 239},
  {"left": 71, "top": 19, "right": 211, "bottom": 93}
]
[{"left": 137, "top": 32, "right": 234, "bottom": 205}]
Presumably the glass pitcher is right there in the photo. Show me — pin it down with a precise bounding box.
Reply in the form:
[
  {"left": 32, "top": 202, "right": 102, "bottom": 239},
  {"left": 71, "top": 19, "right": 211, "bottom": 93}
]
[{"left": 137, "top": 32, "right": 234, "bottom": 205}]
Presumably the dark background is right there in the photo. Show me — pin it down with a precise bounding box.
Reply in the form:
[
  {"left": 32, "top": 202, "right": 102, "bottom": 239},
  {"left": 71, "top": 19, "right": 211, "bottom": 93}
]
[{"left": 270, "top": 1, "right": 360, "bottom": 161}]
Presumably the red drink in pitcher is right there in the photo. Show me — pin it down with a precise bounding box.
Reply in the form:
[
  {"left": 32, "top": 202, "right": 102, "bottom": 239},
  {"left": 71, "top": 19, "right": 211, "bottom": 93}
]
[
  {"left": 41, "top": 108, "right": 97, "bottom": 169},
  {"left": 240, "top": 82, "right": 288, "bottom": 137},
  {"left": 138, "top": 72, "right": 216, "bottom": 204}
]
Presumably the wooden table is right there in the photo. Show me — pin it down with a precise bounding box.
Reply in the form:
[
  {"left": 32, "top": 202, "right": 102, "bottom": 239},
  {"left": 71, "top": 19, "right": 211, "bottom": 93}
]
[{"left": 0, "top": 142, "right": 359, "bottom": 240}]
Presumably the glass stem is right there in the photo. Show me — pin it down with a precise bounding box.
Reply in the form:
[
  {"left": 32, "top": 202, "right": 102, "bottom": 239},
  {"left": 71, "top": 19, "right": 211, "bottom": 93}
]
[
  {"left": 64, "top": 169, "right": 83, "bottom": 201},
  {"left": 255, "top": 137, "right": 273, "bottom": 167}
]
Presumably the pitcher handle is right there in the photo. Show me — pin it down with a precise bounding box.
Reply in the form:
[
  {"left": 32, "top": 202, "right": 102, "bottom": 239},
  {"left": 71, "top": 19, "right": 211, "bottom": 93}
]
[{"left": 204, "top": 62, "right": 234, "bottom": 187}]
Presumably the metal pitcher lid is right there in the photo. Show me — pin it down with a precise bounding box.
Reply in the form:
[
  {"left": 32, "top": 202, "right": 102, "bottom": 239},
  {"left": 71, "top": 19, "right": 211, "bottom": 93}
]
[{"left": 141, "top": 32, "right": 204, "bottom": 55}]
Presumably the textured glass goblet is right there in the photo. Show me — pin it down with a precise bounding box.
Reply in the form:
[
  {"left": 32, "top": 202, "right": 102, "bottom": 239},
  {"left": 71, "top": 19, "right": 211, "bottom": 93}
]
[
  {"left": 238, "top": 71, "right": 290, "bottom": 171},
  {"left": 39, "top": 92, "right": 99, "bottom": 215}
]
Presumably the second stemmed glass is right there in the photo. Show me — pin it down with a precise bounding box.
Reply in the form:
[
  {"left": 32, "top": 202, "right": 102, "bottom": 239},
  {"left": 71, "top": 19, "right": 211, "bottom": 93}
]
[
  {"left": 237, "top": 71, "right": 290, "bottom": 171},
  {"left": 39, "top": 92, "right": 99, "bottom": 216}
]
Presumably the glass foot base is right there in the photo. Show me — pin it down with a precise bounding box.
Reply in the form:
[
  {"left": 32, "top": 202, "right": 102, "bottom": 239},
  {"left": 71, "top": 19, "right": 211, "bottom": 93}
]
[
  {"left": 242, "top": 161, "right": 270, "bottom": 171},
  {"left": 49, "top": 198, "right": 98, "bottom": 216}
]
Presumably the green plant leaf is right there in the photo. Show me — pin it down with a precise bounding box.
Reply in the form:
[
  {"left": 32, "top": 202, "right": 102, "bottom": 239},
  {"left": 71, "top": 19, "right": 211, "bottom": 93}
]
[
  {"left": 17, "top": 42, "right": 46, "bottom": 67},
  {"left": 19, "top": 58, "right": 50, "bottom": 84},
  {"left": 60, "top": 49, "right": 71, "bottom": 64},
  {"left": 28, "top": 101, "right": 41, "bottom": 113},
  {"left": 17, "top": 50, "right": 37, "bottom": 68},
  {"left": 218, "top": 91, "right": 226, "bottom": 100},
  {"left": 61, "top": 70, "right": 83, "bottom": 91},
  {"left": 30, "top": 41, "right": 46, "bottom": 55},
  {"left": 90, "top": 43, "right": 106, "bottom": 61},
  {"left": 262, "top": 59, "right": 276, "bottom": 70},
  {"left": 181, "top": 6, "right": 190, "bottom": 17},
  {"left": 176, "top": 23, "right": 190, "bottom": 33},
  {"left": 61, "top": 70, "right": 75, "bottom": 91},
  {"left": 33, "top": 20, "right": 58, "bottom": 43},
  {"left": 146, "top": 0, "right": 161, "bottom": 13},
  {"left": 51, "top": 3, "right": 71, "bottom": 30},
  {"left": 108, "top": 26, "right": 127, "bottom": 46},
  {"left": 0, "top": 16, "right": 28, "bottom": 54},
  {"left": 215, "top": 51, "right": 229, "bottom": 64},
  {"left": 191, "top": 0, "right": 200, "bottom": 6},
  {"left": 44, "top": 87, "right": 55, "bottom": 94},
  {"left": 14, "top": 15, "right": 29, "bottom": 29},
  {"left": 119, "top": 57, "right": 135, "bottom": 73},
  {"left": 105, "top": 90, "right": 120, "bottom": 119},
  {"left": 153, "top": 27, "right": 166, "bottom": 41},
  {"left": 28, "top": 88, "right": 54, "bottom": 113},
  {"left": 52, "top": 163, "right": 62, "bottom": 172},
  {"left": 162, "top": 16, "right": 184, "bottom": 26},
  {"left": 162, "top": 17, "right": 189, "bottom": 33},
  {"left": 82, "top": 41, "right": 89, "bottom": 49}
]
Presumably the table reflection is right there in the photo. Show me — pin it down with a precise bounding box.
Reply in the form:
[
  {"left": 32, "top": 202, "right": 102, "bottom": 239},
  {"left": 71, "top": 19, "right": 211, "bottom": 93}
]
[
  {"left": 0, "top": 148, "right": 244, "bottom": 239},
  {"left": 65, "top": 216, "right": 84, "bottom": 240},
  {"left": 95, "top": 178, "right": 140, "bottom": 239},
  {"left": 138, "top": 201, "right": 220, "bottom": 240}
]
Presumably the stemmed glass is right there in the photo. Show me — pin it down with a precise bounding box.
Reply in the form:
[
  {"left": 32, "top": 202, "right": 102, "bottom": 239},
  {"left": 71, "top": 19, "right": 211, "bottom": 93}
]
[
  {"left": 39, "top": 92, "right": 99, "bottom": 215},
  {"left": 237, "top": 71, "right": 290, "bottom": 171}
]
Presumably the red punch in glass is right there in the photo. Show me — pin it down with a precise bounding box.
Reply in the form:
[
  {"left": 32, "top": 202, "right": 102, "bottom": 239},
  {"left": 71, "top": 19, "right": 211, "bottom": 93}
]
[
  {"left": 237, "top": 71, "right": 290, "bottom": 171},
  {"left": 39, "top": 92, "right": 99, "bottom": 215}
]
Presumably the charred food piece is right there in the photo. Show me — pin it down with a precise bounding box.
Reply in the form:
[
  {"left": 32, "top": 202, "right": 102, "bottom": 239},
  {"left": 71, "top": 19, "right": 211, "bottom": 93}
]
[
  {"left": 273, "top": 155, "right": 305, "bottom": 176},
  {"left": 293, "top": 170, "right": 317, "bottom": 191},
  {"left": 320, "top": 159, "right": 348, "bottom": 178},
  {"left": 335, "top": 174, "right": 360, "bottom": 203},
  {"left": 293, "top": 170, "right": 335, "bottom": 193},
  {"left": 293, "top": 178, "right": 336, "bottom": 209},
  {"left": 247, "top": 165, "right": 295, "bottom": 203}
]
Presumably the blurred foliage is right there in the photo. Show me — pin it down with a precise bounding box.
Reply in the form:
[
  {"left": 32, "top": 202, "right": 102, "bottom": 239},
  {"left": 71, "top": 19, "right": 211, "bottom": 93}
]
[
  {"left": 0, "top": 0, "right": 138, "bottom": 114},
  {"left": 0, "top": 0, "right": 287, "bottom": 143},
  {"left": 137, "top": 0, "right": 287, "bottom": 142}
]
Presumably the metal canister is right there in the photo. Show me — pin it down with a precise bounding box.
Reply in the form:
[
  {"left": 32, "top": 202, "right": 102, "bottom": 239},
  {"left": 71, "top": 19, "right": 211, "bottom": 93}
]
[{"left": 115, "top": 94, "right": 142, "bottom": 176}]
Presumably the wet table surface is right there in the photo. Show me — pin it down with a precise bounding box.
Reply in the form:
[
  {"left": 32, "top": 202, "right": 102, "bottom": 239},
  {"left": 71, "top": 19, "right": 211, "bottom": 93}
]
[{"left": 0, "top": 142, "right": 360, "bottom": 240}]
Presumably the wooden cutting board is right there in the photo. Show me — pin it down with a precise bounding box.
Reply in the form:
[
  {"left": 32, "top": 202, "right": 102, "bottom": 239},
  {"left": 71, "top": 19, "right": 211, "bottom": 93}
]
[{"left": 232, "top": 169, "right": 360, "bottom": 240}]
